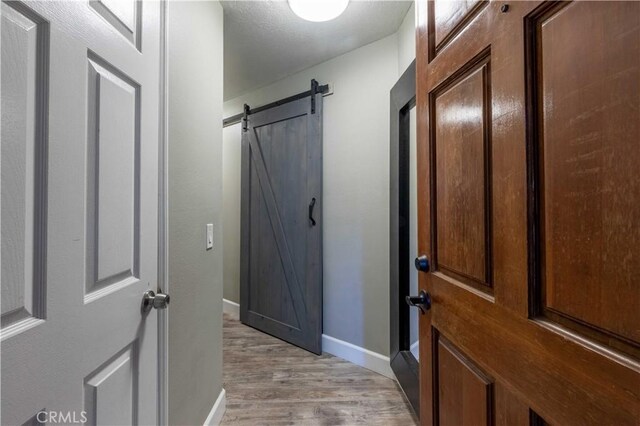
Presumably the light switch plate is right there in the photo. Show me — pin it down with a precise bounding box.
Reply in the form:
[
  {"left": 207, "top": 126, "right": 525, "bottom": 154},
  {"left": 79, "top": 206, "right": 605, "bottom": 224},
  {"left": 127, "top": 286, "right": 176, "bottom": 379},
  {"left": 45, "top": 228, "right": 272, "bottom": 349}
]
[{"left": 206, "top": 224, "right": 213, "bottom": 250}]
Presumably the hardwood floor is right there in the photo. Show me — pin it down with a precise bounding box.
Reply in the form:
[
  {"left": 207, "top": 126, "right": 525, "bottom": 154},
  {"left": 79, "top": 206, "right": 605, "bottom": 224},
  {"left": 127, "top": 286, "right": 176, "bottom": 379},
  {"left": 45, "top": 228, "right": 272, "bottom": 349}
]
[{"left": 221, "top": 314, "right": 418, "bottom": 425}]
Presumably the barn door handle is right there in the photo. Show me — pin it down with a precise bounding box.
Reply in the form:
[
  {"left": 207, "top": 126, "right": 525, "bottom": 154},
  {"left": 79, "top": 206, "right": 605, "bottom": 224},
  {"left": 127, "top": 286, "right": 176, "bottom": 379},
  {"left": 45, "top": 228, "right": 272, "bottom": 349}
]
[{"left": 308, "top": 197, "right": 316, "bottom": 226}]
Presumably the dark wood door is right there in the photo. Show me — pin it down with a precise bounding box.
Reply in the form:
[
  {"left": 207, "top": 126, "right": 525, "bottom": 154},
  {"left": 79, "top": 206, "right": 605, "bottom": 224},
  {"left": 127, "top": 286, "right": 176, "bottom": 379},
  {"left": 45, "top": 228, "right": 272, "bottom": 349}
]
[
  {"left": 415, "top": 1, "right": 639, "bottom": 424},
  {"left": 240, "top": 95, "right": 323, "bottom": 354}
]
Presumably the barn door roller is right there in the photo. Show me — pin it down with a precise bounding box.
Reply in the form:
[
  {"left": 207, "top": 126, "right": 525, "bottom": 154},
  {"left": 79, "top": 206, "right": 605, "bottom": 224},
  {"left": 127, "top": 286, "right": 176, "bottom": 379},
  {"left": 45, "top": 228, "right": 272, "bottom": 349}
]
[
  {"left": 310, "top": 79, "right": 319, "bottom": 114},
  {"left": 242, "top": 103, "right": 250, "bottom": 132}
]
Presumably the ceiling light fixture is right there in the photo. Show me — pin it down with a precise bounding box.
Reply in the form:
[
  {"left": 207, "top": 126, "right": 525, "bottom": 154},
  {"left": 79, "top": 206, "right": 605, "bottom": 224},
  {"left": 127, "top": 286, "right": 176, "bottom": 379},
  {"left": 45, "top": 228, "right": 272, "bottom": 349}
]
[{"left": 288, "top": 0, "right": 349, "bottom": 22}]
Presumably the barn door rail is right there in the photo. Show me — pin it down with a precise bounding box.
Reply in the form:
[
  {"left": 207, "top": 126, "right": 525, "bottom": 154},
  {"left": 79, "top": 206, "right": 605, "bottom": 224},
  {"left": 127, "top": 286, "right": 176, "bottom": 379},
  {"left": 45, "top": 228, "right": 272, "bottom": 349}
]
[{"left": 224, "top": 79, "right": 329, "bottom": 128}]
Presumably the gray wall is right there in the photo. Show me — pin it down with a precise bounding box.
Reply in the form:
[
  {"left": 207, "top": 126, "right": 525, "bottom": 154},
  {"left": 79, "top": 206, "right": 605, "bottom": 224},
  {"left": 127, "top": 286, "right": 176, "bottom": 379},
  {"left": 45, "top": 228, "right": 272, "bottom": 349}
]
[
  {"left": 222, "top": 124, "right": 241, "bottom": 303},
  {"left": 397, "top": 2, "right": 416, "bottom": 75},
  {"left": 222, "top": 6, "right": 415, "bottom": 357},
  {"left": 168, "top": 2, "right": 224, "bottom": 425}
]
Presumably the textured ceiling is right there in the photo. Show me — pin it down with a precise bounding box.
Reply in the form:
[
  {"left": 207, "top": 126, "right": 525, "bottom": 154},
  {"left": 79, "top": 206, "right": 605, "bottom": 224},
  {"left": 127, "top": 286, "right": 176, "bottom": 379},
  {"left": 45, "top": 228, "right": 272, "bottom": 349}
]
[{"left": 222, "top": 0, "right": 412, "bottom": 100}]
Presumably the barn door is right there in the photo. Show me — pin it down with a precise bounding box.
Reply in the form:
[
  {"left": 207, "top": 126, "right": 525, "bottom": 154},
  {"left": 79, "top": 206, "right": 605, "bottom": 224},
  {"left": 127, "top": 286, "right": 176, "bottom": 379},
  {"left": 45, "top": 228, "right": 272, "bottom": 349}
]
[
  {"left": 240, "top": 95, "right": 323, "bottom": 354},
  {"left": 415, "top": 1, "right": 639, "bottom": 424},
  {"left": 1, "top": 0, "right": 163, "bottom": 424}
]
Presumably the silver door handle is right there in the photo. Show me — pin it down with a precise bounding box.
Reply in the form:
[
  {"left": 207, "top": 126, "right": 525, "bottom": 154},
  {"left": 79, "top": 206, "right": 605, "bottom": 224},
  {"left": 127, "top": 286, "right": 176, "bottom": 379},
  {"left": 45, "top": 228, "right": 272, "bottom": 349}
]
[{"left": 142, "top": 290, "right": 170, "bottom": 313}]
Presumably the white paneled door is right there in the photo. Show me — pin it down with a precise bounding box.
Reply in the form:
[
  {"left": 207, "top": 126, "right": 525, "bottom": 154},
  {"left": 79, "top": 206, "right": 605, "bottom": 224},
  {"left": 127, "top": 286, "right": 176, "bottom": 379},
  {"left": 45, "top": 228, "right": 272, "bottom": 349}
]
[{"left": 1, "top": 1, "right": 163, "bottom": 424}]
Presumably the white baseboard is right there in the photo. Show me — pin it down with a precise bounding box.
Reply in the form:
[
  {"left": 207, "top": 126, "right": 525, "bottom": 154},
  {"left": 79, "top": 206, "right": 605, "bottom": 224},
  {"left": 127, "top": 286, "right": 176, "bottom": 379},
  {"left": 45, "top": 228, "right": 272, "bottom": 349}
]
[
  {"left": 203, "top": 388, "right": 226, "bottom": 426},
  {"left": 322, "top": 334, "right": 395, "bottom": 380},
  {"left": 222, "top": 299, "right": 240, "bottom": 320}
]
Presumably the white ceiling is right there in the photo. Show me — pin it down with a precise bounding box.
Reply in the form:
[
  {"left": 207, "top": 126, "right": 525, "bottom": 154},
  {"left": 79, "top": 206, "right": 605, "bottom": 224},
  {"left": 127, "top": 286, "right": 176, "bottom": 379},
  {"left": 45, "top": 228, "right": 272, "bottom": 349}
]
[{"left": 222, "top": 1, "right": 412, "bottom": 100}]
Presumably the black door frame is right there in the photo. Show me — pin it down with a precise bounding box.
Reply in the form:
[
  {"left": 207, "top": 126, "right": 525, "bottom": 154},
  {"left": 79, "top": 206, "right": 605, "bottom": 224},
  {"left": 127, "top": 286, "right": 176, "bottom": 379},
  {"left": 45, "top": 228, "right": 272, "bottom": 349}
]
[{"left": 389, "top": 59, "right": 419, "bottom": 416}]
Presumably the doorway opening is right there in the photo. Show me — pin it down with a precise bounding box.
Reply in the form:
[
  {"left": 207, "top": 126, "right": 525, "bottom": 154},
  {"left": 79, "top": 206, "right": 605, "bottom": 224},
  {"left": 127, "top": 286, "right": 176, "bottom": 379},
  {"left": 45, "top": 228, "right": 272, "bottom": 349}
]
[
  {"left": 389, "top": 59, "right": 419, "bottom": 416},
  {"left": 230, "top": 81, "right": 325, "bottom": 354}
]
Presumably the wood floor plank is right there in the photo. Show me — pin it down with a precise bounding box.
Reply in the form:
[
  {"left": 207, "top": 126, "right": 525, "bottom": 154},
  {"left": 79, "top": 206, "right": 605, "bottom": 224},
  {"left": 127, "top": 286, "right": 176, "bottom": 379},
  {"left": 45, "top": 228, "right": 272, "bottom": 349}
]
[{"left": 222, "top": 314, "right": 418, "bottom": 425}]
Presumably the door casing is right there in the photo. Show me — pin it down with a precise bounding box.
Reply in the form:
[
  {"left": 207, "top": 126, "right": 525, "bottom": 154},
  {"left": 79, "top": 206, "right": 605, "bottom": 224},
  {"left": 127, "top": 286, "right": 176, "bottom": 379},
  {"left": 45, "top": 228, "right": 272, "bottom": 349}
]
[{"left": 389, "top": 59, "right": 419, "bottom": 416}]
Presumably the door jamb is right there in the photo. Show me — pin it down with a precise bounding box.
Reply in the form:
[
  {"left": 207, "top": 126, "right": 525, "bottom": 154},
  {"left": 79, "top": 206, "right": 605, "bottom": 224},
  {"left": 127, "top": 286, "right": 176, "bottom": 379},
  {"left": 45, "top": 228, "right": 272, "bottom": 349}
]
[{"left": 389, "top": 59, "right": 419, "bottom": 416}]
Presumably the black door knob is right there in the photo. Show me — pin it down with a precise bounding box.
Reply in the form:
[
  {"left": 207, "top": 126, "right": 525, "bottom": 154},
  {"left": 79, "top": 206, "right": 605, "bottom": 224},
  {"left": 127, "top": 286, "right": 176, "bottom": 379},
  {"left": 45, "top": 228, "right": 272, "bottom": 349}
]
[
  {"left": 406, "top": 290, "right": 431, "bottom": 314},
  {"left": 414, "top": 255, "right": 430, "bottom": 272}
]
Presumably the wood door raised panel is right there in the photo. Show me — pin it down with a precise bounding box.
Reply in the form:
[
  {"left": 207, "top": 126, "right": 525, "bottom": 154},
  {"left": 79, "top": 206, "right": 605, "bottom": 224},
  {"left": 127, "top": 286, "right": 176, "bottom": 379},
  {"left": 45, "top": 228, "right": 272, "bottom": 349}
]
[
  {"left": 532, "top": 1, "right": 640, "bottom": 351},
  {"left": 431, "top": 53, "right": 492, "bottom": 292},
  {"left": 435, "top": 332, "right": 493, "bottom": 426},
  {"left": 428, "top": 0, "right": 487, "bottom": 60}
]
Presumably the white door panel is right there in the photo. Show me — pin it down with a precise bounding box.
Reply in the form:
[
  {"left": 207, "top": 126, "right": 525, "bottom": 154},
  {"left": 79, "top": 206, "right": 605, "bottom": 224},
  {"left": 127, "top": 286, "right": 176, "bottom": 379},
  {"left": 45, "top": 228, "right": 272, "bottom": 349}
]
[{"left": 1, "top": 1, "right": 162, "bottom": 424}]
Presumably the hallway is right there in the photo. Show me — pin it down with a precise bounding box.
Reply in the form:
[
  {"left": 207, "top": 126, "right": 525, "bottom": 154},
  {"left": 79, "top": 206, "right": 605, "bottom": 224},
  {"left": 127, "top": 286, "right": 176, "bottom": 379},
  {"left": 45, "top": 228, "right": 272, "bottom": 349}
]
[{"left": 221, "top": 315, "right": 418, "bottom": 425}]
